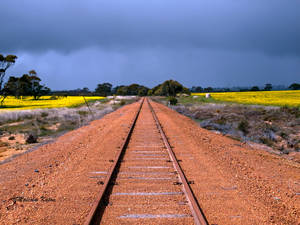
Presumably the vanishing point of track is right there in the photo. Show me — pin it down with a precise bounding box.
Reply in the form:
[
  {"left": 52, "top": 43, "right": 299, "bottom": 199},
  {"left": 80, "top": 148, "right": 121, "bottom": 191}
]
[{"left": 84, "top": 98, "right": 208, "bottom": 225}]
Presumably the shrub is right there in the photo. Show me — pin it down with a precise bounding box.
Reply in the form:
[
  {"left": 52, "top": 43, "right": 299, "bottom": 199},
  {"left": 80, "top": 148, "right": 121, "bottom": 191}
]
[
  {"left": 120, "top": 100, "right": 126, "bottom": 106},
  {"left": 279, "top": 131, "right": 288, "bottom": 139},
  {"left": 26, "top": 134, "right": 38, "bottom": 144},
  {"left": 168, "top": 96, "right": 178, "bottom": 105},
  {"left": 77, "top": 111, "right": 88, "bottom": 116},
  {"left": 238, "top": 120, "right": 249, "bottom": 134},
  {"left": 41, "top": 112, "right": 48, "bottom": 117},
  {"left": 259, "top": 137, "right": 273, "bottom": 147}
]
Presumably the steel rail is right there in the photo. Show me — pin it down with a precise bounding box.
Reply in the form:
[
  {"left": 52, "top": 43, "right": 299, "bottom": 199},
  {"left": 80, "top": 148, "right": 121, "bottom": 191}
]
[
  {"left": 147, "top": 98, "right": 209, "bottom": 225},
  {"left": 84, "top": 98, "right": 144, "bottom": 225}
]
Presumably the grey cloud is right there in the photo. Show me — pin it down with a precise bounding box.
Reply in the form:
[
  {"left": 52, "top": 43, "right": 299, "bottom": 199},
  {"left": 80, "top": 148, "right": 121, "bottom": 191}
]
[
  {"left": 8, "top": 47, "right": 300, "bottom": 90},
  {"left": 1, "top": 0, "right": 300, "bottom": 90},
  {"left": 1, "top": 0, "right": 300, "bottom": 56}
]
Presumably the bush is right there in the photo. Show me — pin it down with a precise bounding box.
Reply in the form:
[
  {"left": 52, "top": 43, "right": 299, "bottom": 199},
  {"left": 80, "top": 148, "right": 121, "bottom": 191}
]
[
  {"left": 279, "top": 131, "right": 288, "bottom": 139},
  {"left": 168, "top": 96, "right": 178, "bottom": 105},
  {"left": 238, "top": 120, "right": 249, "bottom": 134},
  {"left": 120, "top": 100, "right": 126, "bottom": 106},
  {"left": 26, "top": 134, "right": 38, "bottom": 144},
  {"left": 77, "top": 110, "right": 88, "bottom": 116},
  {"left": 280, "top": 106, "right": 300, "bottom": 118},
  {"left": 259, "top": 137, "right": 273, "bottom": 147},
  {"left": 41, "top": 112, "right": 48, "bottom": 117}
]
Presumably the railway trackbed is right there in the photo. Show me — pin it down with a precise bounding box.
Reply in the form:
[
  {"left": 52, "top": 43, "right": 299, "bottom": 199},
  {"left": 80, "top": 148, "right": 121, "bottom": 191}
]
[{"left": 84, "top": 98, "right": 208, "bottom": 225}]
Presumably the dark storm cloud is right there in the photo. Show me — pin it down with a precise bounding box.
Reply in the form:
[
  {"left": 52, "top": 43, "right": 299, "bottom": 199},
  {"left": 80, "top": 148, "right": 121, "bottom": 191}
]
[
  {"left": 9, "top": 47, "right": 299, "bottom": 90},
  {"left": 1, "top": 0, "right": 300, "bottom": 89},
  {"left": 1, "top": 0, "right": 300, "bottom": 56}
]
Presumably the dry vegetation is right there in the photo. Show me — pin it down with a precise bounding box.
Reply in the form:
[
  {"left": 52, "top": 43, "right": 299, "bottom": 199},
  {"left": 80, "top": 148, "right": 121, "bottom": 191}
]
[
  {"left": 0, "top": 99, "right": 137, "bottom": 162},
  {"left": 172, "top": 103, "right": 300, "bottom": 155}
]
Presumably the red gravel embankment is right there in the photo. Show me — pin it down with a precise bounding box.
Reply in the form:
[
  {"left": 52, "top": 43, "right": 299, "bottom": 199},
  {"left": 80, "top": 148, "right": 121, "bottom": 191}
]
[{"left": 0, "top": 100, "right": 299, "bottom": 225}]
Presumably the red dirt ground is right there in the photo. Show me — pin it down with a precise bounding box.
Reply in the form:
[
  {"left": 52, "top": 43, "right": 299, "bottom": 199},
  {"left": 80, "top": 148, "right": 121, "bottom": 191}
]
[{"left": 0, "top": 100, "right": 299, "bottom": 224}]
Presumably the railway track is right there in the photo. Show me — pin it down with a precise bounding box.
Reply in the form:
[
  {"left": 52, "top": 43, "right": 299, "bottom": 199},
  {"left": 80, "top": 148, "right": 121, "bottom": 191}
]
[{"left": 84, "top": 98, "right": 208, "bottom": 225}]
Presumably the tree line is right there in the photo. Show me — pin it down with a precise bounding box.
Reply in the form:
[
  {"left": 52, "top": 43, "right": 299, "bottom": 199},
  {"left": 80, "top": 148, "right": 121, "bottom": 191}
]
[
  {"left": 55, "top": 81, "right": 300, "bottom": 97},
  {"left": 0, "top": 54, "right": 51, "bottom": 105},
  {"left": 68, "top": 80, "right": 190, "bottom": 97},
  {"left": 1, "top": 53, "right": 300, "bottom": 103},
  {"left": 190, "top": 83, "right": 300, "bottom": 93}
]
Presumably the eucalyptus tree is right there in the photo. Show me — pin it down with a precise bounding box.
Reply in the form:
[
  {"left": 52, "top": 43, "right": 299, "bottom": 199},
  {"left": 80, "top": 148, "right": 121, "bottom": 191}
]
[
  {"left": 1, "top": 70, "right": 50, "bottom": 106},
  {"left": 0, "top": 54, "right": 17, "bottom": 94}
]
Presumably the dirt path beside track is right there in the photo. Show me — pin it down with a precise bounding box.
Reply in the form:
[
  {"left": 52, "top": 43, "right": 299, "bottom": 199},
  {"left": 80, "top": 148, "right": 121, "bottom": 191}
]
[{"left": 0, "top": 100, "right": 299, "bottom": 224}]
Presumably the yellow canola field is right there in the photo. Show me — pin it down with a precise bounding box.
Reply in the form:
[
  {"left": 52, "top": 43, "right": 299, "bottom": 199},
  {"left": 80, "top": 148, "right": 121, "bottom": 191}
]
[
  {"left": 0, "top": 96, "right": 106, "bottom": 111},
  {"left": 192, "top": 90, "right": 300, "bottom": 107}
]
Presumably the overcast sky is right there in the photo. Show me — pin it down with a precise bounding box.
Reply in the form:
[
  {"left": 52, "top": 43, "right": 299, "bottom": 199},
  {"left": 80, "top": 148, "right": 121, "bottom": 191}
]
[{"left": 1, "top": 0, "right": 300, "bottom": 90}]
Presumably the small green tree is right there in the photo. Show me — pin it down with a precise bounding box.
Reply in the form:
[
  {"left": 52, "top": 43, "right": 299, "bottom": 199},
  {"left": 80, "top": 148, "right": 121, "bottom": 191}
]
[
  {"left": 114, "top": 84, "right": 149, "bottom": 96},
  {"left": 289, "top": 83, "right": 300, "bottom": 90},
  {"left": 250, "top": 86, "right": 260, "bottom": 91},
  {"left": 18, "top": 71, "right": 49, "bottom": 100},
  {"left": 0, "top": 54, "right": 17, "bottom": 94},
  {"left": 204, "top": 87, "right": 213, "bottom": 92},
  {"left": 191, "top": 86, "right": 203, "bottom": 92},
  {"left": 138, "top": 88, "right": 148, "bottom": 96},
  {"left": 182, "top": 87, "right": 191, "bottom": 95},
  {"left": 147, "top": 89, "right": 153, "bottom": 96},
  {"left": 1, "top": 71, "right": 50, "bottom": 103},
  {"left": 1, "top": 76, "right": 18, "bottom": 105},
  {"left": 264, "top": 83, "right": 272, "bottom": 91},
  {"left": 95, "top": 83, "right": 112, "bottom": 96},
  {"left": 116, "top": 86, "right": 128, "bottom": 96},
  {"left": 152, "top": 80, "right": 186, "bottom": 96}
]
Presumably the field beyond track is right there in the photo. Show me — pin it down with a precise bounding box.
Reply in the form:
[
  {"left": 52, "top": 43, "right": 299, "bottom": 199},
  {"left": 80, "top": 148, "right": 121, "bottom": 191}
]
[
  {"left": 0, "top": 96, "right": 106, "bottom": 111},
  {"left": 192, "top": 90, "right": 300, "bottom": 107}
]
